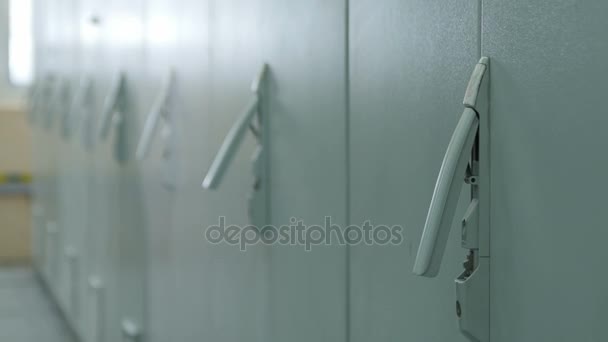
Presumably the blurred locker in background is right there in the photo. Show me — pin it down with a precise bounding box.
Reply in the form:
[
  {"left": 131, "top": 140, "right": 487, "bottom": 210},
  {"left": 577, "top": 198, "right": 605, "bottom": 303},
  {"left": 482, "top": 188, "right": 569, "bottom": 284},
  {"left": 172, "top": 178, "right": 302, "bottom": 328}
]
[{"left": 18, "top": 0, "right": 608, "bottom": 342}]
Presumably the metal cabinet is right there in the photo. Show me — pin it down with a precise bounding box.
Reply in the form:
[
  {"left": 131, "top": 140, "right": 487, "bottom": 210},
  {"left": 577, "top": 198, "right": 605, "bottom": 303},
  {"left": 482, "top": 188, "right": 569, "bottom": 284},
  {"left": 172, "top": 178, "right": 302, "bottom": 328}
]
[
  {"left": 28, "top": 1, "right": 608, "bottom": 342},
  {"left": 30, "top": 0, "right": 55, "bottom": 279},
  {"left": 76, "top": 16, "right": 122, "bottom": 340},
  {"left": 70, "top": 0, "right": 148, "bottom": 341},
  {"left": 35, "top": 0, "right": 60, "bottom": 290},
  {"left": 54, "top": 1, "right": 92, "bottom": 335},
  {"left": 167, "top": 1, "right": 270, "bottom": 341},
  {"left": 259, "top": 1, "right": 348, "bottom": 341},
  {"left": 483, "top": 1, "right": 608, "bottom": 341},
  {"left": 349, "top": 0, "right": 481, "bottom": 341},
  {"left": 137, "top": 0, "right": 181, "bottom": 340},
  {"left": 98, "top": 1, "right": 148, "bottom": 341},
  {"left": 38, "top": 0, "right": 76, "bottom": 309}
]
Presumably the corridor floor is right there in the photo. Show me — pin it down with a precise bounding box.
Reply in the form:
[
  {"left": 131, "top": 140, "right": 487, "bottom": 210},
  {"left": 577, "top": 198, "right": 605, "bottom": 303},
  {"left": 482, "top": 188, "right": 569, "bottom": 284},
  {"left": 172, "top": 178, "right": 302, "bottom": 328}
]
[{"left": 0, "top": 267, "right": 75, "bottom": 341}]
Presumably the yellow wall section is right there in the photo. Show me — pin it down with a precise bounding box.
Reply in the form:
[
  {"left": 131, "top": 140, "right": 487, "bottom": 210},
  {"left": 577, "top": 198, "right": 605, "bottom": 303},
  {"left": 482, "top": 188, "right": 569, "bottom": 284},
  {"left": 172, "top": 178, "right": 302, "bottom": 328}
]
[{"left": 0, "top": 106, "right": 31, "bottom": 171}]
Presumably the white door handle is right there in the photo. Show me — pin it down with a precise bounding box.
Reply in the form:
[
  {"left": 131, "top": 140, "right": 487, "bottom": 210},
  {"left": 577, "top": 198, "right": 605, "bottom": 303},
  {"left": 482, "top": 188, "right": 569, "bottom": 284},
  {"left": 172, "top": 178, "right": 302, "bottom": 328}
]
[
  {"left": 28, "top": 77, "right": 44, "bottom": 124},
  {"left": 63, "top": 76, "right": 92, "bottom": 139},
  {"left": 202, "top": 64, "right": 268, "bottom": 190},
  {"left": 87, "top": 276, "right": 104, "bottom": 342},
  {"left": 202, "top": 95, "right": 259, "bottom": 189},
  {"left": 99, "top": 72, "right": 126, "bottom": 140},
  {"left": 412, "top": 57, "right": 490, "bottom": 342},
  {"left": 45, "top": 77, "right": 68, "bottom": 129},
  {"left": 64, "top": 247, "right": 80, "bottom": 319},
  {"left": 136, "top": 69, "right": 175, "bottom": 161},
  {"left": 413, "top": 107, "right": 479, "bottom": 277},
  {"left": 29, "top": 74, "right": 56, "bottom": 125},
  {"left": 98, "top": 72, "right": 129, "bottom": 162},
  {"left": 121, "top": 319, "right": 141, "bottom": 342},
  {"left": 413, "top": 57, "right": 489, "bottom": 277}
]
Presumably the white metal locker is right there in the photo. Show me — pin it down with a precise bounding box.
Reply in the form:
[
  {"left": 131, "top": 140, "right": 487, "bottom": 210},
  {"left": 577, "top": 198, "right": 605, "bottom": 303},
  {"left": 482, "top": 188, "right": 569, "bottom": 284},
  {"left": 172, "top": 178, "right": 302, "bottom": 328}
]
[
  {"left": 349, "top": 0, "right": 482, "bottom": 340},
  {"left": 483, "top": 1, "right": 608, "bottom": 340},
  {"left": 168, "top": 1, "right": 270, "bottom": 341},
  {"left": 258, "top": 1, "right": 349, "bottom": 342}
]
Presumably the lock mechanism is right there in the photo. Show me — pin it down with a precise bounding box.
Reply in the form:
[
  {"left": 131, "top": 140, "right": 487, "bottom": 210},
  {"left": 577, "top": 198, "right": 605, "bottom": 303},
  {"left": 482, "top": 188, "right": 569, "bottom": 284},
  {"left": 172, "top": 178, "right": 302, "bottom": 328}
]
[
  {"left": 202, "top": 64, "right": 269, "bottom": 228},
  {"left": 135, "top": 69, "right": 178, "bottom": 190},
  {"left": 413, "top": 57, "right": 490, "bottom": 342}
]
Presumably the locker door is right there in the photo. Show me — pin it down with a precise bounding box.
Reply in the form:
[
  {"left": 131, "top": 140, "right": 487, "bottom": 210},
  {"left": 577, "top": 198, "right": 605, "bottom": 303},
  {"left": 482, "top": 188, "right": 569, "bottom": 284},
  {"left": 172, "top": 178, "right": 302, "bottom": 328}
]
[
  {"left": 30, "top": 0, "right": 54, "bottom": 278},
  {"left": 349, "top": 0, "right": 481, "bottom": 341},
  {"left": 56, "top": 0, "right": 87, "bottom": 331},
  {"left": 77, "top": 3, "right": 119, "bottom": 342},
  {"left": 105, "top": 1, "right": 148, "bottom": 341},
  {"left": 138, "top": 0, "right": 180, "bottom": 340},
  {"left": 85, "top": 0, "right": 147, "bottom": 340},
  {"left": 88, "top": 14, "right": 127, "bottom": 340},
  {"left": 258, "top": 1, "right": 348, "bottom": 341},
  {"left": 36, "top": 0, "right": 58, "bottom": 291},
  {"left": 168, "top": 0, "right": 269, "bottom": 341},
  {"left": 72, "top": 1, "right": 105, "bottom": 339},
  {"left": 483, "top": 1, "right": 608, "bottom": 341},
  {"left": 44, "top": 0, "right": 73, "bottom": 300}
]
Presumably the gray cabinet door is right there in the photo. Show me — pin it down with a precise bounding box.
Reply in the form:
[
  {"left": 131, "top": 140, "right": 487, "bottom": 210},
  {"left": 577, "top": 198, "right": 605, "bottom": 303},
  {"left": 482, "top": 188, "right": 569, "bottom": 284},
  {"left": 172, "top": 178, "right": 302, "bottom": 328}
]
[
  {"left": 483, "top": 1, "right": 608, "bottom": 341},
  {"left": 55, "top": 0, "right": 91, "bottom": 333},
  {"left": 138, "top": 0, "right": 183, "bottom": 341},
  {"left": 168, "top": 1, "right": 269, "bottom": 341},
  {"left": 86, "top": 0, "right": 148, "bottom": 340},
  {"left": 32, "top": 0, "right": 62, "bottom": 291},
  {"left": 259, "top": 1, "right": 348, "bottom": 342},
  {"left": 349, "top": 0, "right": 481, "bottom": 340}
]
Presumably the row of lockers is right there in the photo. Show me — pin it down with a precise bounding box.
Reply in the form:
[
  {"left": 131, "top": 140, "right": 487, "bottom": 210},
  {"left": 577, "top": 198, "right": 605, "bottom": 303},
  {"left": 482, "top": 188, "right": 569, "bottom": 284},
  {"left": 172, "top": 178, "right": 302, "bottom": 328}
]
[{"left": 30, "top": 0, "right": 608, "bottom": 341}]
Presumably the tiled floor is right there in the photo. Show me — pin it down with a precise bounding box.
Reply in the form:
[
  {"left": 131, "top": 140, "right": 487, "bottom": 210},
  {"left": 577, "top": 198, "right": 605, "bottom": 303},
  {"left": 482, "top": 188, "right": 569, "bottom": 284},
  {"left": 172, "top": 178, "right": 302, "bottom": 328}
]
[{"left": 0, "top": 267, "right": 75, "bottom": 342}]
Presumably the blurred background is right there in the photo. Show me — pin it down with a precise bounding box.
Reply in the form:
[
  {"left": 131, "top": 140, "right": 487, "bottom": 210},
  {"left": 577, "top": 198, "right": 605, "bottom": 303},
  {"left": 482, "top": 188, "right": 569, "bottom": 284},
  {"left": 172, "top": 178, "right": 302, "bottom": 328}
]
[{"left": 3, "top": 0, "right": 608, "bottom": 342}]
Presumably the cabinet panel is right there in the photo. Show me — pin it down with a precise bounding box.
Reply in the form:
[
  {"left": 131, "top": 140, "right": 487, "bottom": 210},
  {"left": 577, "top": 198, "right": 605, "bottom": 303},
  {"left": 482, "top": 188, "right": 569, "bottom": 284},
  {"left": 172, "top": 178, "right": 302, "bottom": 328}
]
[
  {"left": 260, "top": 1, "right": 348, "bottom": 341},
  {"left": 349, "top": 0, "right": 480, "bottom": 341},
  {"left": 79, "top": 6, "right": 124, "bottom": 334},
  {"left": 483, "top": 1, "right": 608, "bottom": 341},
  {"left": 82, "top": 0, "right": 147, "bottom": 340},
  {"left": 30, "top": 0, "right": 54, "bottom": 279},
  {"left": 107, "top": 0, "right": 148, "bottom": 340},
  {"left": 168, "top": 0, "right": 269, "bottom": 341},
  {"left": 139, "top": 0, "right": 180, "bottom": 340},
  {"left": 38, "top": 0, "right": 65, "bottom": 294},
  {"left": 56, "top": 0, "right": 89, "bottom": 333}
]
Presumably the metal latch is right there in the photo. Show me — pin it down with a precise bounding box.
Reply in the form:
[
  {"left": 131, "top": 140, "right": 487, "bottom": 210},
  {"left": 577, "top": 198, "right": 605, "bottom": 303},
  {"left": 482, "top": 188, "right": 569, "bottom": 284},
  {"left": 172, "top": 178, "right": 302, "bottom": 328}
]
[
  {"left": 135, "top": 69, "right": 178, "bottom": 189},
  {"left": 413, "top": 57, "right": 490, "bottom": 342},
  {"left": 202, "top": 64, "right": 269, "bottom": 228}
]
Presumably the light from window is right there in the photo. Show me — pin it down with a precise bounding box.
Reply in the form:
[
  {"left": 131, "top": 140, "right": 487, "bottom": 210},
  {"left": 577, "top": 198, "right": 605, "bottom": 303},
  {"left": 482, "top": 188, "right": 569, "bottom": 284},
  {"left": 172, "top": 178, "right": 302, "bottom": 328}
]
[{"left": 9, "top": 0, "right": 34, "bottom": 87}]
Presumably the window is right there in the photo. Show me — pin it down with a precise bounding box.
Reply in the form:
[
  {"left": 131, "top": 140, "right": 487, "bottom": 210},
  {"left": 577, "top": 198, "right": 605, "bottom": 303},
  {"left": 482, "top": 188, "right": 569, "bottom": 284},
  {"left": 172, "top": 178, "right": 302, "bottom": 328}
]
[{"left": 9, "top": 0, "right": 34, "bottom": 87}]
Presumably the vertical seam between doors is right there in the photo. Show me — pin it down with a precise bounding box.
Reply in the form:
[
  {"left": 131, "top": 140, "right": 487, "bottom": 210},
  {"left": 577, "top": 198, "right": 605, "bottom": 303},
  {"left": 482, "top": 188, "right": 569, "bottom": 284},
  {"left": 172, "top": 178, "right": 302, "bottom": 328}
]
[
  {"left": 344, "top": 0, "right": 351, "bottom": 342},
  {"left": 479, "top": 1, "right": 492, "bottom": 340}
]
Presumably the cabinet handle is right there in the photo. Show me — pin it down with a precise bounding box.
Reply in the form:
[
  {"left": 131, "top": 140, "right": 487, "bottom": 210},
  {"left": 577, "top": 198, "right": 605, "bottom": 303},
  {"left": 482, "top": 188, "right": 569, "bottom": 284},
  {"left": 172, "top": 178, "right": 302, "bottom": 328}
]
[
  {"left": 413, "top": 107, "right": 479, "bottom": 276},
  {"left": 413, "top": 57, "right": 489, "bottom": 277},
  {"left": 135, "top": 70, "right": 175, "bottom": 161},
  {"left": 64, "top": 76, "right": 92, "bottom": 139},
  {"left": 99, "top": 72, "right": 126, "bottom": 140},
  {"left": 45, "top": 77, "right": 68, "bottom": 129},
  {"left": 121, "top": 318, "right": 141, "bottom": 342},
  {"left": 202, "top": 64, "right": 268, "bottom": 190},
  {"left": 28, "top": 78, "right": 43, "bottom": 124},
  {"left": 64, "top": 247, "right": 80, "bottom": 319},
  {"left": 29, "top": 74, "right": 54, "bottom": 124},
  {"left": 412, "top": 57, "right": 490, "bottom": 342},
  {"left": 87, "top": 276, "right": 104, "bottom": 342}
]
